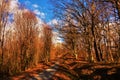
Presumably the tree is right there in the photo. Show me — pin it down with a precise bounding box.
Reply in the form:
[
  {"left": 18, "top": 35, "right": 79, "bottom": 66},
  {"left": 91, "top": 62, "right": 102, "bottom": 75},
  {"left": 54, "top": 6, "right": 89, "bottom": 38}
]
[
  {"left": 100, "top": 0, "right": 120, "bottom": 62},
  {"left": 0, "top": 0, "right": 10, "bottom": 67},
  {"left": 100, "top": 0, "right": 120, "bottom": 19},
  {"left": 14, "top": 9, "right": 39, "bottom": 70},
  {"left": 60, "top": 21, "right": 80, "bottom": 59},
  {"left": 42, "top": 24, "right": 52, "bottom": 62},
  {"left": 51, "top": 0, "right": 120, "bottom": 62}
]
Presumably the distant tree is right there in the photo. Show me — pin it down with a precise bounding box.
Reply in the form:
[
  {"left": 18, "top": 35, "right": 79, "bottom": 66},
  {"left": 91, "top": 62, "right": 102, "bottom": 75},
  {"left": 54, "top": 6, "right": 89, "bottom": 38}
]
[
  {"left": 42, "top": 24, "right": 52, "bottom": 63},
  {"left": 60, "top": 22, "right": 80, "bottom": 59}
]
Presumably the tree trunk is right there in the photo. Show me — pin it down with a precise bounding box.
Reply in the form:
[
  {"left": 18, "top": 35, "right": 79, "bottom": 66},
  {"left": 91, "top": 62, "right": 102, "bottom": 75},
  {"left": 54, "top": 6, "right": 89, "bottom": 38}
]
[{"left": 91, "top": 15, "right": 101, "bottom": 62}]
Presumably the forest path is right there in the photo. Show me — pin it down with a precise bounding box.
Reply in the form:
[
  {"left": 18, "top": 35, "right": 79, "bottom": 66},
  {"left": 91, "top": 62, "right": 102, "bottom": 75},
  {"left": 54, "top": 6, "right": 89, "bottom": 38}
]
[
  {"left": 10, "top": 62, "right": 60, "bottom": 80},
  {"left": 29, "top": 62, "right": 59, "bottom": 80}
]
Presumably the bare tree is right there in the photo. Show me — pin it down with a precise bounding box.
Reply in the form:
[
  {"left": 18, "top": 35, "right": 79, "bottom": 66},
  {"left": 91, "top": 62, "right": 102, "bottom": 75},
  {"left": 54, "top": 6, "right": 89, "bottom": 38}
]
[
  {"left": 42, "top": 24, "right": 52, "bottom": 63},
  {"left": 50, "top": 0, "right": 114, "bottom": 62},
  {"left": 14, "top": 9, "right": 39, "bottom": 70},
  {"left": 100, "top": 0, "right": 120, "bottom": 19},
  {"left": 0, "top": 0, "right": 10, "bottom": 67}
]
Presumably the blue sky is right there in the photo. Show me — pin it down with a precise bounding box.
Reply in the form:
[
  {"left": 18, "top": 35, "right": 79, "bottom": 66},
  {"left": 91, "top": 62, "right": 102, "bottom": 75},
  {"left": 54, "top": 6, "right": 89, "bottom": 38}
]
[{"left": 18, "top": 0, "right": 53, "bottom": 22}]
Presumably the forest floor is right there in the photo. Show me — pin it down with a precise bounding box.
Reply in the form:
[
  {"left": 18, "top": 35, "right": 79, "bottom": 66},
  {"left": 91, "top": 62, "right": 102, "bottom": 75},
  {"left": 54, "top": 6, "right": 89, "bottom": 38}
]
[{"left": 3, "top": 60, "right": 120, "bottom": 80}]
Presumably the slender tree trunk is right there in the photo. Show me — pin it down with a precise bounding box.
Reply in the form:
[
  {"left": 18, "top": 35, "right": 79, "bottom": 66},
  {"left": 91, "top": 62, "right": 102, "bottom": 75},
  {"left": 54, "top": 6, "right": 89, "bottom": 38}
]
[{"left": 91, "top": 15, "right": 101, "bottom": 62}]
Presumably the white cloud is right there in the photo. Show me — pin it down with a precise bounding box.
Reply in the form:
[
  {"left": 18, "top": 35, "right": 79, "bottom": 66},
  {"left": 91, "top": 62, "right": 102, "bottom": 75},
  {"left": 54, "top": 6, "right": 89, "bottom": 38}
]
[
  {"left": 52, "top": 31, "right": 62, "bottom": 44},
  {"left": 48, "top": 19, "right": 58, "bottom": 25},
  {"left": 9, "top": 0, "right": 19, "bottom": 12},
  {"left": 33, "top": 9, "right": 45, "bottom": 18},
  {"left": 36, "top": 17, "right": 44, "bottom": 26},
  {"left": 33, "top": 9, "right": 41, "bottom": 15},
  {"left": 32, "top": 4, "right": 39, "bottom": 8},
  {"left": 48, "top": 19, "right": 63, "bottom": 44}
]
